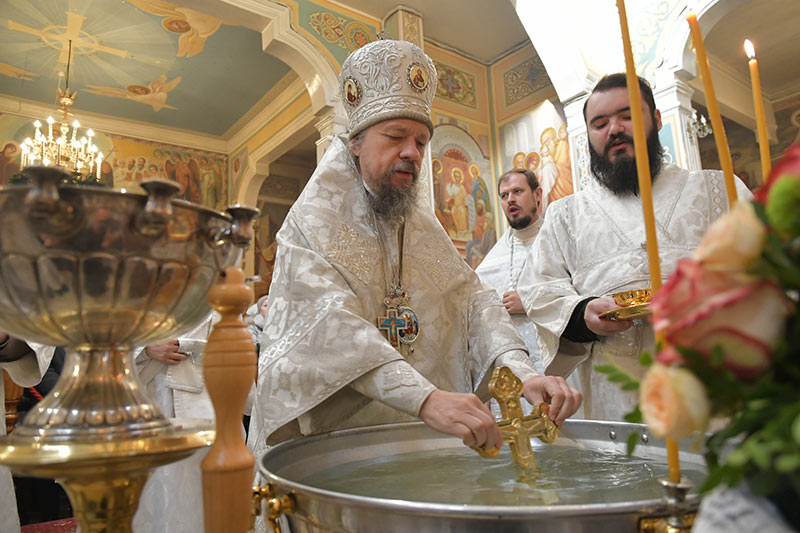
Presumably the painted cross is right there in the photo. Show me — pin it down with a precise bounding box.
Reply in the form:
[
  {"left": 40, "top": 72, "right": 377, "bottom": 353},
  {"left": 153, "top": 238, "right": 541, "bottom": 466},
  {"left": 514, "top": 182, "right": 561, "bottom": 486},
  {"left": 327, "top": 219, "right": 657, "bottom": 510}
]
[
  {"left": 471, "top": 366, "right": 559, "bottom": 474},
  {"left": 377, "top": 307, "right": 407, "bottom": 348}
]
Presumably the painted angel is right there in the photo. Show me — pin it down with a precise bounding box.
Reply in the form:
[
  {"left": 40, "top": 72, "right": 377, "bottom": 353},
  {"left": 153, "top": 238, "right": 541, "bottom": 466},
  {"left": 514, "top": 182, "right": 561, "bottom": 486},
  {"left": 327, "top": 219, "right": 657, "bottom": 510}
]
[
  {"left": 126, "top": 0, "right": 227, "bottom": 58},
  {"left": 85, "top": 74, "right": 181, "bottom": 112}
]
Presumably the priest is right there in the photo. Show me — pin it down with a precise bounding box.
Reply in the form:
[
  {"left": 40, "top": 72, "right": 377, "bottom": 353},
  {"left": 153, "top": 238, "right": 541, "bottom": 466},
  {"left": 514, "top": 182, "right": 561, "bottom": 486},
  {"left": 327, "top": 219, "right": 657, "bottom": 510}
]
[
  {"left": 516, "top": 73, "right": 752, "bottom": 421},
  {"left": 248, "top": 39, "right": 581, "bottom": 465},
  {"left": 475, "top": 168, "right": 544, "bottom": 373}
]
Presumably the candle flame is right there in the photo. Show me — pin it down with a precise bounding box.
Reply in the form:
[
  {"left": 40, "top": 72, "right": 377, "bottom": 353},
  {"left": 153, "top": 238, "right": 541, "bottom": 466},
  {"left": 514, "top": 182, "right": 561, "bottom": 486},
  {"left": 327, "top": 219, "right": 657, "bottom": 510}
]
[{"left": 744, "top": 39, "right": 755, "bottom": 60}]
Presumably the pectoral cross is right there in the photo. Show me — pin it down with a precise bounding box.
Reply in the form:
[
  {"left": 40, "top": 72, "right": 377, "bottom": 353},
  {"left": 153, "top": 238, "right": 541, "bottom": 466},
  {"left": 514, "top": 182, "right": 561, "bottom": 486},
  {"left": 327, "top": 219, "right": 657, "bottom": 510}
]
[
  {"left": 472, "top": 366, "right": 559, "bottom": 474},
  {"left": 377, "top": 289, "right": 419, "bottom": 357}
]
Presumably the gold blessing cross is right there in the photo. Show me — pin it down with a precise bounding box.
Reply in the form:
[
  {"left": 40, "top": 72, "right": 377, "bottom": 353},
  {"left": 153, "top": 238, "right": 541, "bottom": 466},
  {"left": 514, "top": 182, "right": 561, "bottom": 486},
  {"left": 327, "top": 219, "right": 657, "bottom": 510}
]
[{"left": 471, "top": 366, "right": 559, "bottom": 472}]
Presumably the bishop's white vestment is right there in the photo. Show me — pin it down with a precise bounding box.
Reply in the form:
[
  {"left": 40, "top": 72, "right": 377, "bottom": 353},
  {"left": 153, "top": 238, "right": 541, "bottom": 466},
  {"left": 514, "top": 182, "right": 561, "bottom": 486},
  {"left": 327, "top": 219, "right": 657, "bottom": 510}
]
[
  {"left": 516, "top": 164, "right": 751, "bottom": 421},
  {"left": 475, "top": 219, "right": 544, "bottom": 374},
  {"left": 247, "top": 137, "right": 541, "bottom": 463},
  {"left": 1, "top": 343, "right": 55, "bottom": 533}
]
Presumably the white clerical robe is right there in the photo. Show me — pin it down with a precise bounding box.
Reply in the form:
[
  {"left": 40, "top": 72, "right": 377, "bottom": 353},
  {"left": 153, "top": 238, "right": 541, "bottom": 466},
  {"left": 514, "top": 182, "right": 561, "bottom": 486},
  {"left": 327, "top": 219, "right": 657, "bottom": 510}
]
[
  {"left": 247, "top": 137, "right": 541, "bottom": 465},
  {"left": 1, "top": 343, "right": 55, "bottom": 533},
  {"left": 475, "top": 219, "right": 544, "bottom": 374},
  {"left": 517, "top": 164, "right": 752, "bottom": 421},
  {"left": 133, "top": 313, "right": 217, "bottom": 533}
]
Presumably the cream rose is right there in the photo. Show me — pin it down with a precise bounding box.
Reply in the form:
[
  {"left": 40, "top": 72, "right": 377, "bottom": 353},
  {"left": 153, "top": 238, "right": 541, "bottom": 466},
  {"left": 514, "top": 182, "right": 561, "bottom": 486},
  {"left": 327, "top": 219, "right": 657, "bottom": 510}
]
[
  {"left": 640, "top": 363, "right": 710, "bottom": 440},
  {"left": 693, "top": 201, "right": 766, "bottom": 271}
]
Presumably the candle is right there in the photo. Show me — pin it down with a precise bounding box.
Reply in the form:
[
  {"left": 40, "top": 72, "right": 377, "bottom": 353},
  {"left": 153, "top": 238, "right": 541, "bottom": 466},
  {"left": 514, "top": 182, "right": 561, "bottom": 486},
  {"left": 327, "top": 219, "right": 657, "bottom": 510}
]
[
  {"left": 686, "top": 12, "right": 737, "bottom": 208},
  {"left": 616, "top": 0, "right": 681, "bottom": 484},
  {"left": 47, "top": 116, "right": 54, "bottom": 141},
  {"left": 744, "top": 39, "right": 771, "bottom": 184}
]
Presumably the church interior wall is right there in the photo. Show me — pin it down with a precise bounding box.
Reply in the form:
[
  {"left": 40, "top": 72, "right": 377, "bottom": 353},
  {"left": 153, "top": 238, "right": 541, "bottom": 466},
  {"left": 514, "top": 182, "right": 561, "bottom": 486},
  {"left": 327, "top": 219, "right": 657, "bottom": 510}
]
[
  {"left": 697, "top": 94, "right": 800, "bottom": 189},
  {"left": 0, "top": 111, "right": 228, "bottom": 209}
]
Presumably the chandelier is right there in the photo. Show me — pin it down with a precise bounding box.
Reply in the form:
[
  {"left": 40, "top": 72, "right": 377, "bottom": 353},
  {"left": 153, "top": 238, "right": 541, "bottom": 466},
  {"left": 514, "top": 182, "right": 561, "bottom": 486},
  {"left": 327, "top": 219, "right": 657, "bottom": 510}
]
[
  {"left": 687, "top": 109, "right": 712, "bottom": 140},
  {"left": 19, "top": 41, "right": 103, "bottom": 181}
]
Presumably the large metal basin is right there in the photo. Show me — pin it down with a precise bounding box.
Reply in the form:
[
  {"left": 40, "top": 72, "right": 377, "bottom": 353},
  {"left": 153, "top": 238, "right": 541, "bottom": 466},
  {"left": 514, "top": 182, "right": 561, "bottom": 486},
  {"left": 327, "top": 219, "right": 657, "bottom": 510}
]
[{"left": 259, "top": 420, "right": 704, "bottom": 532}]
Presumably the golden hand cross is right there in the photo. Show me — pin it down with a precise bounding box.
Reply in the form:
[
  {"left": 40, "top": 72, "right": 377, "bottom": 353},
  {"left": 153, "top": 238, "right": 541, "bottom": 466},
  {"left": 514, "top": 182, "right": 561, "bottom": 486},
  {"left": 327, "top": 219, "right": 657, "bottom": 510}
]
[{"left": 471, "top": 366, "right": 559, "bottom": 472}]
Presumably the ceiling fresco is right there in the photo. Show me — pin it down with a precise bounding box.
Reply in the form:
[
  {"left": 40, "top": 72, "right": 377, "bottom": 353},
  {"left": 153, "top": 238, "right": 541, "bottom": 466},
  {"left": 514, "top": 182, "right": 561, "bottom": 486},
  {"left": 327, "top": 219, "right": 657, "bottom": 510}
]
[{"left": 0, "top": 0, "right": 291, "bottom": 136}]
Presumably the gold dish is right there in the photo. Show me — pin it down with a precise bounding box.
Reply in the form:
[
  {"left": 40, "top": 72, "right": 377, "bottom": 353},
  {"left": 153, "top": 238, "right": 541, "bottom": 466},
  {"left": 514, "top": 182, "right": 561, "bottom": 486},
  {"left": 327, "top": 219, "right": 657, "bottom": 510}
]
[
  {"left": 599, "top": 303, "right": 651, "bottom": 321},
  {"left": 611, "top": 288, "right": 652, "bottom": 307}
]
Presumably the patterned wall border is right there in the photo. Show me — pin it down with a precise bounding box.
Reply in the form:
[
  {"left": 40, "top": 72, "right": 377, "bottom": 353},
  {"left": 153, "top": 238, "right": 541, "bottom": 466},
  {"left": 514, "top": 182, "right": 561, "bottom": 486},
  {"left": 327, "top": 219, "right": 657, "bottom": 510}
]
[{"left": 434, "top": 60, "right": 478, "bottom": 110}]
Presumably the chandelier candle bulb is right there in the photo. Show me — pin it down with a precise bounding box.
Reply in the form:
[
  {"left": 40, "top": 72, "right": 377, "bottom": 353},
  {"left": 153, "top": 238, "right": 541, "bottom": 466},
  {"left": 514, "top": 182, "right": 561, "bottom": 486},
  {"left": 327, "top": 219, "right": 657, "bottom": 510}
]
[
  {"left": 47, "top": 116, "right": 54, "bottom": 140},
  {"left": 744, "top": 39, "right": 772, "bottom": 184},
  {"left": 686, "top": 12, "right": 737, "bottom": 208}
]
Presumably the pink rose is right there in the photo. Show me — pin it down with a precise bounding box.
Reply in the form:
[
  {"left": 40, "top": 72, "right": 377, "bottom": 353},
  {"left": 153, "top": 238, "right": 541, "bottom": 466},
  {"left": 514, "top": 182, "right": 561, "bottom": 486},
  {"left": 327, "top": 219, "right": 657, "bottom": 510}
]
[
  {"left": 693, "top": 201, "right": 765, "bottom": 271},
  {"left": 640, "top": 363, "right": 710, "bottom": 440},
  {"left": 651, "top": 259, "right": 793, "bottom": 379}
]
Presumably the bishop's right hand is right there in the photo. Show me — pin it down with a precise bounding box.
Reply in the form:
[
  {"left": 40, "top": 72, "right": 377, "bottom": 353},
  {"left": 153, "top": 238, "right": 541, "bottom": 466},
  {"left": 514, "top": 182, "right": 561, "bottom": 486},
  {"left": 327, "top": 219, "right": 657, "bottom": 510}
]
[{"left": 418, "top": 389, "right": 504, "bottom": 451}]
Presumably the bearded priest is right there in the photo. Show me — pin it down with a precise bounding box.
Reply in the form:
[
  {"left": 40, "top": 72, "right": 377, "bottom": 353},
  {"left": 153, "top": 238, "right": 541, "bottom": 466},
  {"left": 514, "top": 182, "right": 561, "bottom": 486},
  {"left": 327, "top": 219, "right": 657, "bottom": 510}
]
[
  {"left": 516, "top": 73, "right": 751, "bottom": 421},
  {"left": 247, "top": 39, "right": 582, "bottom": 468}
]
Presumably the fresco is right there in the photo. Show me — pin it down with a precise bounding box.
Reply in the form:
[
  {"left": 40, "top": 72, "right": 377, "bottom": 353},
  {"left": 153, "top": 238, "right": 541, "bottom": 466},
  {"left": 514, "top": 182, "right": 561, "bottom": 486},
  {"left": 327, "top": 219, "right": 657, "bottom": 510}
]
[
  {"left": 430, "top": 124, "right": 496, "bottom": 269},
  {"left": 499, "top": 100, "right": 573, "bottom": 214},
  {"left": 0, "top": 0, "right": 291, "bottom": 135},
  {"left": 0, "top": 112, "right": 227, "bottom": 208},
  {"left": 253, "top": 202, "right": 290, "bottom": 294}
]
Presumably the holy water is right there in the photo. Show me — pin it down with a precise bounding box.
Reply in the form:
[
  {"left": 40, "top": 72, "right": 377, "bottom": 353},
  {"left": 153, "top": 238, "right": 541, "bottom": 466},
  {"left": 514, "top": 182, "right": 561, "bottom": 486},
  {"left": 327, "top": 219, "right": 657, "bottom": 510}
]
[{"left": 301, "top": 444, "right": 706, "bottom": 506}]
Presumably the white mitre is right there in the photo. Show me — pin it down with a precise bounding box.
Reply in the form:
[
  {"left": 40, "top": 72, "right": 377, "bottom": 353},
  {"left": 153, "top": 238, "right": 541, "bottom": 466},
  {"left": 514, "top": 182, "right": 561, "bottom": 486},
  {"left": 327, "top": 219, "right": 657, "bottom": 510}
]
[{"left": 340, "top": 38, "right": 438, "bottom": 138}]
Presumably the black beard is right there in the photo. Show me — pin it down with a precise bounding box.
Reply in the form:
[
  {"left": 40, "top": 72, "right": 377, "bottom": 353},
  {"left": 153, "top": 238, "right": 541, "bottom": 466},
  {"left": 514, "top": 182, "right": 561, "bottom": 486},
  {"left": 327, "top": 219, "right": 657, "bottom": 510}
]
[
  {"left": 508, "top": 214, "right": 532, "bottom": 230},
  {"left": 364, "top": 161, "right": 420, "bottom": 221},
  {"left": 589, "top": 125, "right": 664, "bottom": 196}
]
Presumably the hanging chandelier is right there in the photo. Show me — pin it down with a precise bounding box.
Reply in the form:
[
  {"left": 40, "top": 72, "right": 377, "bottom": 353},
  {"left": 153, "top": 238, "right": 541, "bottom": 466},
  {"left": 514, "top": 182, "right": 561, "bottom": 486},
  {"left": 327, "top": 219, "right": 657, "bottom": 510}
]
[{"left": 19, "top": 41, "right": 103, "bottom": 180}]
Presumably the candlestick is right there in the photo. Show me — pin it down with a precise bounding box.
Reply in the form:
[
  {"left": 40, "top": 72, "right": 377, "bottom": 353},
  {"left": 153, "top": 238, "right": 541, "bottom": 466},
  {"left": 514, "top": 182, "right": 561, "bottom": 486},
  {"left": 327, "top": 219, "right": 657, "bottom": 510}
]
[
  {"left": 687, "top": 12, "right": 737, "bottom": 208},
  {"left": 616, "top": 0, "right": 681, "bottom": 484},
  {"left": 744, "top": 39, "right": 771, "bottom": 185}
]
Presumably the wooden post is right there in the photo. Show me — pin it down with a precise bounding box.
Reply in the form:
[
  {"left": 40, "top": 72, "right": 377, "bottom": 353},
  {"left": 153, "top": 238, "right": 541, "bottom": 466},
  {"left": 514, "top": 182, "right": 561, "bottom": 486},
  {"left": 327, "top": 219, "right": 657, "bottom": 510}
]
[{"left": 202, "top": 266, "right": 256, "bottom": 533}]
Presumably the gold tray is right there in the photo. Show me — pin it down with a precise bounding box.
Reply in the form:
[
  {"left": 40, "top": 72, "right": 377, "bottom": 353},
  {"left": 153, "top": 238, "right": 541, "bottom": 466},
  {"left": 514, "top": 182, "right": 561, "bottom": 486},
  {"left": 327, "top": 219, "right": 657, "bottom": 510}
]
[{"left": 598, "top": 303, "right": 651, "bottom": 321}]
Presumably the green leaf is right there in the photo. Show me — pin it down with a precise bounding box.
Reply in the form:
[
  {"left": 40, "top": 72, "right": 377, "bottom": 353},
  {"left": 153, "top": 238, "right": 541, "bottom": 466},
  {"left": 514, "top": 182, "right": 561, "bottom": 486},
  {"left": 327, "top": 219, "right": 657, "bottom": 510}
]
[
  {"left": 624, "top": 405, "right": 642, "bottom": 423},
  {"left": 775, "top": 453, "right": 800, "bottom": 473},
  {"left": 594, "top": 365, "right": 617, "bottom": 374},
  {"left": 607, "top": 372, "right": 629, "bottom": 383},
  {"left": 793, "top": 413, "right": 800, "bottom": 445},
  {"left": 639, "top": 352, "right": 653, "bottom": 367},
  {"left": 626, "top": 431, "right": 639, "bottom": 456},
  {"left": 621, "top": 381, "right": 639, "bottom": 391}
]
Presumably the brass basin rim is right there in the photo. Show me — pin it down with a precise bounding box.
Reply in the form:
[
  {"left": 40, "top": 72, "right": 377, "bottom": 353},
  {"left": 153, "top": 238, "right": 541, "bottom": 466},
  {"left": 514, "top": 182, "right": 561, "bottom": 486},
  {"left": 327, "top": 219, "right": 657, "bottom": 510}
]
[{"left": 0, "top": 425, "right": 215, "bottom": 469}]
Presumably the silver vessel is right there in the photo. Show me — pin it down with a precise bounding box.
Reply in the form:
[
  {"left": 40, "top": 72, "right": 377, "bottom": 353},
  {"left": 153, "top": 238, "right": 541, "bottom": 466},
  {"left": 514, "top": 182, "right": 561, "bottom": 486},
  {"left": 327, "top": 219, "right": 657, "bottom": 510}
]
[{"left": 259, "top": 420, "right": 703, "bottom": 532}]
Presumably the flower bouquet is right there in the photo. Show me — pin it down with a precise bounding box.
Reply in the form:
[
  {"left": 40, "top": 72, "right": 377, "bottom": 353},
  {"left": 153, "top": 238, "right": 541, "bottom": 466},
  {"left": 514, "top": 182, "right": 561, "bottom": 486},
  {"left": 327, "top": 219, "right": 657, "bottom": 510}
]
[{"left": 603, "top": 144, "right": 800, "bottom": 530}]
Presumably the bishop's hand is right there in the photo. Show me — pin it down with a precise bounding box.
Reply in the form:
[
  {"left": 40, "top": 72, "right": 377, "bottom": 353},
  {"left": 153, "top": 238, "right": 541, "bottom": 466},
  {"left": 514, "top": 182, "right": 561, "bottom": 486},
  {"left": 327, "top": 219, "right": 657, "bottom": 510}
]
[
  {"left": 584, "top": 297, "right": 634, "bottom": 336},
  {"left": 522, "top": 375, "right": 582, "bottom": 425},
  {"left": 418, "top": 389, "right": 504, "bottom": 450}
]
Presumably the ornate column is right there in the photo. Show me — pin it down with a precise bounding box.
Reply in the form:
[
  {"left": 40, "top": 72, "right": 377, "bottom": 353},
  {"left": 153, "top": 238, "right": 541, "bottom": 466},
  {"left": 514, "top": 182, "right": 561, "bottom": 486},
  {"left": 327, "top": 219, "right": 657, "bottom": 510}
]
[
  {"left": 381, "top": 6, "right": 435, "bottom": 211},
  {"left": 562, "top": 95, "right": 594, "bottom": 193},
  {"left": 654, "top": 79, "right": 702, "bottom": 171},
  {"left": 314, "top": 109, "right": 348, "bottom": 163},
  {"left": 382, "top": 7, "right": 423, "bottom": 47}
]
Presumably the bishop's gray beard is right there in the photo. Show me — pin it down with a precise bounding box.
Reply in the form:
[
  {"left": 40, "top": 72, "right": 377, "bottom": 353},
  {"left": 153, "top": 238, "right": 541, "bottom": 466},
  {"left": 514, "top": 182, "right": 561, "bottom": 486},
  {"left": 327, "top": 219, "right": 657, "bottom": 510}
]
[
  {"left": 364, "top": 162, "right": 421, "bottom": 221},
  {"left": 589, "top": 126, "right": 664, "bottom": 197}
]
